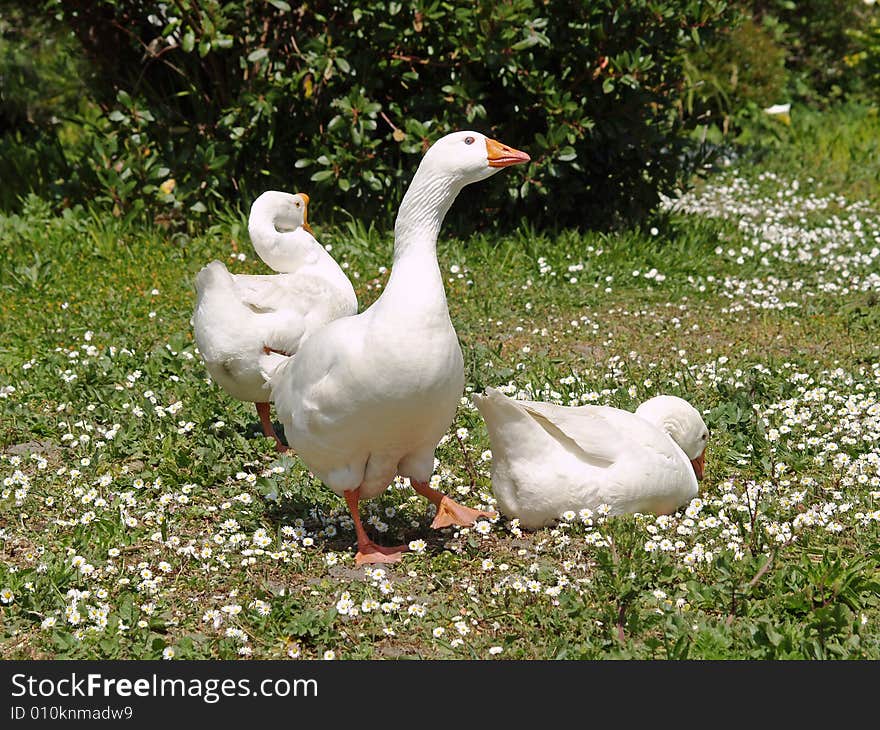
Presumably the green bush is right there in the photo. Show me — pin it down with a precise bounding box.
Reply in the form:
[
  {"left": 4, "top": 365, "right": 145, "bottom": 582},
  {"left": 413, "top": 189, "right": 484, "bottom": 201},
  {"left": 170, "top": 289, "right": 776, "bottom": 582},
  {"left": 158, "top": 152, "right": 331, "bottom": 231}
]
[
  {"left": 683, "top": 17, "right": 788, "bottom": 135},
  {"left": 24, "top": 0, "right": 734, "bottom": 230},
  {"left": 750, "top": 0, "right": 873, "bottom": 102},
  {"left": 680, "top": 2, "right": 879, "bottom": 144},
  {"left": 0, "top": 8, "right": 89, "bottom": 210},
  {"left": 848, "top": 8, "right": 880, "bottom": 97}
]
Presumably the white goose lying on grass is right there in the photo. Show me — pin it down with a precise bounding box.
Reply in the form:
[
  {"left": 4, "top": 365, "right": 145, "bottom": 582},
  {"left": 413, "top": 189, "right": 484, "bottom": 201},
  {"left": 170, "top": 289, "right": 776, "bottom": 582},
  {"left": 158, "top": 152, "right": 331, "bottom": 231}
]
[
  {"left": 193, "top": 191, "right": 357, "bottom": 451},
  {"left": 473, "top": 388, "right": 708, "bottom": 529},
  {"left": 270, "top": 131, "right": 530, "bottom": 564}
]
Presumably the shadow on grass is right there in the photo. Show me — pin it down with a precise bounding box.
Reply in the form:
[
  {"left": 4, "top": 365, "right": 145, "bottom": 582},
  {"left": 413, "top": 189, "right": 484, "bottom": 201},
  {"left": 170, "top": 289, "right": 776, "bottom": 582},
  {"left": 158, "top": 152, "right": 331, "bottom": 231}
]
[
  {"left": 239, "top": 417, "right": 290, "bottom": 448},
  {"left": 259, "top": 478, "right": 463, "bottom": 562}
]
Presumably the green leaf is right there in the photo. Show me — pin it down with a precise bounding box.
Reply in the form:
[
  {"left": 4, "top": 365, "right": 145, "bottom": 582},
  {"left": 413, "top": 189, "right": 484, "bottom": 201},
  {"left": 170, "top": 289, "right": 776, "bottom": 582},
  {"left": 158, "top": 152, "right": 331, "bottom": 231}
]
[
  {"left": 310, "top": 169, "right": 335, "bottom": 182},
  {"left": 511, "top": 37, "right": 538, "bottom": 52},
  {"left": 181, "top": 31, "right": 195, "bottom": 53},
  {"left": 99, "top": 638, "right": 117, "bottom": 656},
  {"left": 248, "top": 48, "right": 269, "bottom": 63},
  {"left": 267, "top": 0, "right": 292, "bottom": 10}
]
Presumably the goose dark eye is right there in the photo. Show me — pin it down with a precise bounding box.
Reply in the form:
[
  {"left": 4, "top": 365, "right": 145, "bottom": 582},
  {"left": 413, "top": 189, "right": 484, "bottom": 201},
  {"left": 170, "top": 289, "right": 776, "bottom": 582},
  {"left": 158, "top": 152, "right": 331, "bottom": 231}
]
[{"left": 464, "top": 136, "right": 475, "bottom": 145}]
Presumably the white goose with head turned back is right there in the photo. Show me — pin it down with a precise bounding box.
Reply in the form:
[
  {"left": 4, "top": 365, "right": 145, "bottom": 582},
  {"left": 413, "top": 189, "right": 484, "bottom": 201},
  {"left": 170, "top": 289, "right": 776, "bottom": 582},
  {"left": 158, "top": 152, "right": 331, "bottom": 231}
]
[
  {"left": 473, "top": 389, "right": 709, "bottom": 530},
  {"left": 270, "top": 131, "right": 530, "bottom": 564},
  {"left": 193, "top": 191, "right": 357, "bottom": 451}
]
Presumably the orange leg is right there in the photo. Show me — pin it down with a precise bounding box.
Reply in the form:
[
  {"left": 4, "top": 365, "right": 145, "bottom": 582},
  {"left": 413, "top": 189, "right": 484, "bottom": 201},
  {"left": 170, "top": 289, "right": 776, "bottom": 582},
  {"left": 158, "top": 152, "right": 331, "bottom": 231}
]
[
  {"left": 344, "top": 488, "right": 408, "bottom": 565},
  {"left": 255, "top": 402, "right": 288, "bottom": 452},
  {"left": 410, "top": 480, "right": 497, "bottom": 529}
]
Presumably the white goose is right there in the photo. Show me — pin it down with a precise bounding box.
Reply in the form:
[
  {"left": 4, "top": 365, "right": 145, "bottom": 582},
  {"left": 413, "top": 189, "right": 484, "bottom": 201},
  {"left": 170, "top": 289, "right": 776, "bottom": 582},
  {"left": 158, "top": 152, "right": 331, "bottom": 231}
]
[
  {"left": 473, "top": 389, "right": 709, "bottom": 529},
  {"left": 270, "top": 131, "right": 530, "bottom": 564},
  {"left": 193, "top": 191, "right": 357, "bottom": 451}
]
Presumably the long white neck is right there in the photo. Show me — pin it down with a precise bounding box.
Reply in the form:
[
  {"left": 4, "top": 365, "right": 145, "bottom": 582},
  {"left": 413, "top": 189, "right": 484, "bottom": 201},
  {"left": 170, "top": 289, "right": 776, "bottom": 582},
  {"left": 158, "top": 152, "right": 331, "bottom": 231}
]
[
  {"left": 377, "top": 167, "right": 463, "bottom": 313},
  {"left": 393, "top": 169, "right": 463, "bottom": 256}
]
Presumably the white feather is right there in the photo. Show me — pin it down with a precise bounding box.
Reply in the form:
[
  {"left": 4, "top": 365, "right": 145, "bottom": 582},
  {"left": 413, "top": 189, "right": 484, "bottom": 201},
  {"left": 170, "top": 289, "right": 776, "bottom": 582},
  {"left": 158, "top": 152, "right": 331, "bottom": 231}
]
[
  {"left": 473, "top": 388, "right": 706, "bottom": 529},
  {"left": 192, "top": 192, "right": 357, "bottom": 404},
  {"left": 270, "top": 131, "right": 514, "bottom": 500}
]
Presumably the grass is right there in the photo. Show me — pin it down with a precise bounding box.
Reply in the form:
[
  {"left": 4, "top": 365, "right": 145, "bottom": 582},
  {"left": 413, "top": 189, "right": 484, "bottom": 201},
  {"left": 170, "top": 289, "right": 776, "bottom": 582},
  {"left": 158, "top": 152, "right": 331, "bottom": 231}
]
[
  {"left": 734, "top": 100, "right": 880, "bottom": 206},
  {"left": 1, "top": 105, "right": 880, "bottom": 659}
]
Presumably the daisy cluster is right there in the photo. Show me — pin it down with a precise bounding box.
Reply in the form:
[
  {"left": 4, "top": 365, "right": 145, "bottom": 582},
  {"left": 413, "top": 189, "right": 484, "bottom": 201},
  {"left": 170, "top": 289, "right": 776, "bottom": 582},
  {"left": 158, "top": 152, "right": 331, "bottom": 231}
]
[
  {"left": 464, "top": 347, "right": 880, "bottom": 578},
  {"left": 663, "top": 172, "right": 880, "bottom": 311},
  {"left": 4, "top": 322, "right": 878, "bottom": 656},
  {"left": 2, "top": 168, "right": 879, "bottom": 658}
]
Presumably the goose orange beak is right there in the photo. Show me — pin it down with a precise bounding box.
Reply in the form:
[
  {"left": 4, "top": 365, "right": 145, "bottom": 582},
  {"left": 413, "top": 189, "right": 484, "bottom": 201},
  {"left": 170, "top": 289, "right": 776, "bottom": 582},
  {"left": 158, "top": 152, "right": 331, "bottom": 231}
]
[
  {"left": 691, "top": 449, "right": 705, "bottom": 481},
  {"left": 486, "top": 138, "right": 531, "bottom": 168},
  {"left": 296, "top": 192, "right": 313, "bottom": 234}
]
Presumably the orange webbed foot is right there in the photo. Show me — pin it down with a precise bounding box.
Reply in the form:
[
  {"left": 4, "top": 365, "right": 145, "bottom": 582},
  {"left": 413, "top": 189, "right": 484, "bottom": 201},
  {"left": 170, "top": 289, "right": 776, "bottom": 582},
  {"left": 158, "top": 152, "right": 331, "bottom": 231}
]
[
  {"left": 431, "top": 496, "right": 497, "bottom": 529},
  {"left": 355, "top": 541, "right": 408, "bottom": 565}
]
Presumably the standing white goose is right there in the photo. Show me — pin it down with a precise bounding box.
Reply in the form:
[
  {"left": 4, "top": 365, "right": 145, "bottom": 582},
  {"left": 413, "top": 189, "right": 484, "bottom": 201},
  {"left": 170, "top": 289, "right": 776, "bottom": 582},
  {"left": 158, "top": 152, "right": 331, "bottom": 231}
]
[
  {"left": 473, "top": 389, "right": 709, "bottom": 529},
  {"left": 193, "top": 191, "right": 357, "bottom": 451},
  {"left": 270, "top": 131, "right": 530, "bottom": 564}
]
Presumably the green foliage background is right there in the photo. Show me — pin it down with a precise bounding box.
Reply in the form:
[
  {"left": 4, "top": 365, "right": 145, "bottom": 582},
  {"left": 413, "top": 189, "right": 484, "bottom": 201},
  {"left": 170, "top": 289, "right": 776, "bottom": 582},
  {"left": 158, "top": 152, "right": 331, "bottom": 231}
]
[
  {"left": 2, "top": 1, "right": 879, "bottom": 228},
  {"left": 3, "top": 0, "right": 734, "bottom": 229},
  {"left": 681, "top": 1, "right": 879, "bottom": 140}
]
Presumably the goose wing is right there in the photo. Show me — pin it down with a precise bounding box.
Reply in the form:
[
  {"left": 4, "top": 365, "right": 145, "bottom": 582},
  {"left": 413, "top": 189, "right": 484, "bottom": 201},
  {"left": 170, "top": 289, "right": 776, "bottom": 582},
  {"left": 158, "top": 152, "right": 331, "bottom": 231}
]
[
  {"left": 514, "top": 400, "right": 628, "bottom": 468},
  {"left": 232, "top": 273, "right": 307, "bottom": 313}
]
